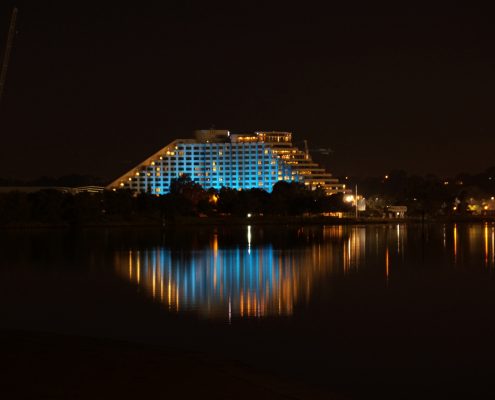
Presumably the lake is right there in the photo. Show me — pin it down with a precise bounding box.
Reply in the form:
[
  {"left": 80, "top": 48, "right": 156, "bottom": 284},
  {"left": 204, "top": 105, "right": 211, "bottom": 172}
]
[{"left": 2, "top": 223, "right": 495, "bottom": 397}]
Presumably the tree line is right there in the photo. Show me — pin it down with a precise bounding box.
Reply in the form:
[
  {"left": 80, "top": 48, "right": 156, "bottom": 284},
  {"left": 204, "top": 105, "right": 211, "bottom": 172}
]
[
  {"left": 0, "top": 176, "right": 351, "bottom": 225},
  {"left": 347, "top": 166, "right": 495, "bottom": 217}
]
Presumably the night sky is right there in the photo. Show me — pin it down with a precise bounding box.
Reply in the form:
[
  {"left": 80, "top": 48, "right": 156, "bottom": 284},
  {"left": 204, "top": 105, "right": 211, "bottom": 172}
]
[{"left": 0, "top": 1, "right": 494, "bottom": 182}]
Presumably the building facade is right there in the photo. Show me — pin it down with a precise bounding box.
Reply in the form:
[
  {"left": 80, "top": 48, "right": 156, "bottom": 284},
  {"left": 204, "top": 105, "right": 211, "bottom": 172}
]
[{"left": 107, "top": 130, "right": 345, "bottom": 195}]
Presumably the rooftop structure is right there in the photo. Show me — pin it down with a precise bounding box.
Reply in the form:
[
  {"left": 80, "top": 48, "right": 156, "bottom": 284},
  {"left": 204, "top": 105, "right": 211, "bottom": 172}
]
[{"left": 107, "top": 130, "right": 345, "bottom": 195}]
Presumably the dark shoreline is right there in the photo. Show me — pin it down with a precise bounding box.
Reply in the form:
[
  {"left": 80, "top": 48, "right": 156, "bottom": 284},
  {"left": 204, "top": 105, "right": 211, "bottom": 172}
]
[{"left": 1, "top": 215, "right": 495, "bottom": 229}]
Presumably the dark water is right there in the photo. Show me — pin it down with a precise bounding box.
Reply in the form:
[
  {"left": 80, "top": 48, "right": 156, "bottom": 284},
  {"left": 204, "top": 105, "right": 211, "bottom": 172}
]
[{"left": 2, "top": 223, "right": 495, "bottom": 395}]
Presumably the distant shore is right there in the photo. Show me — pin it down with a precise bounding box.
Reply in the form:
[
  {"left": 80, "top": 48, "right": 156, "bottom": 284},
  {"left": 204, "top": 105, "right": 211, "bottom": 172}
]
[{"left": 1, "top": 215, "right": 494, "bottom": 229}]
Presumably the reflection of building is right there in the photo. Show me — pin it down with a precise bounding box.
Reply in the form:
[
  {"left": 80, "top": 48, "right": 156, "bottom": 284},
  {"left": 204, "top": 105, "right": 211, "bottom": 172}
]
[
  {"left": 107, "top": 130, "right": 345, "bottom": 195},
  {"left": 113, "top": 227, "right": 368, "bottom": 318},
  {"left": 115, "top": 246, "right": 333, "bottom": 318}
]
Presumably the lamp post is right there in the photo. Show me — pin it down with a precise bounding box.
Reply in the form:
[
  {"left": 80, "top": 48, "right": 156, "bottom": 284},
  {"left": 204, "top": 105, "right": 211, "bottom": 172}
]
[{"left": 355, "top": 185, "right": 358, "bottom": 219}]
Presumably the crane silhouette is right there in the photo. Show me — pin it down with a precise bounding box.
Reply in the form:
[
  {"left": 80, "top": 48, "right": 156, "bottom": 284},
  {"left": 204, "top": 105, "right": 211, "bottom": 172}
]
[
  {"left": 0, "top": 7, "right": 18, "bottom": 105},
  {"left": 301, "top": 140, "right": 334, "bottom": 159}
]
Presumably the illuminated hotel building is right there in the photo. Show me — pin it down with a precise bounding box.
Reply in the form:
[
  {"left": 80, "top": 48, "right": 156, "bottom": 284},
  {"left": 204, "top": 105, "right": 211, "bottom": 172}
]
[{"left": 108, "top": 130, "right": 345, "bottom": 195}]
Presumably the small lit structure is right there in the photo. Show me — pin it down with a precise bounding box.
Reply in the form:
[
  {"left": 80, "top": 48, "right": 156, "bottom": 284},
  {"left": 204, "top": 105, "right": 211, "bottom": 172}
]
[
  {"left": 343, "top": 194, "right": 366, "bottom": 211},
  {"left": 386, "top": 206, "right": 407, "bottom": 218}
]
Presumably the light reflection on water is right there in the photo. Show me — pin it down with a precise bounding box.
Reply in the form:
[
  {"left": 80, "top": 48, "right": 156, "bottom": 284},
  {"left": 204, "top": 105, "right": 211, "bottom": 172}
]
[
  {"left": 114, "top": 223, "right": 495, "bottom": 319},
  {"left": 114, "top": 225, "right": 366, "bottom": 318}
]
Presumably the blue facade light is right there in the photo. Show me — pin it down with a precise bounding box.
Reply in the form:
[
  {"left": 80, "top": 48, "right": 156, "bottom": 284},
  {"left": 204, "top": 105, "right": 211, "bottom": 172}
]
[{"left": 107, "top": 130, "right": 345, "bottom": 195}]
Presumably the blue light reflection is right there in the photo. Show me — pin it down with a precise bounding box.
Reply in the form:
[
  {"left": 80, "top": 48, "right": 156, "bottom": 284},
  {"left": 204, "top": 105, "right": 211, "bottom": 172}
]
[{"left": 114, "top": 226, "right": 368, "bottom": 319}]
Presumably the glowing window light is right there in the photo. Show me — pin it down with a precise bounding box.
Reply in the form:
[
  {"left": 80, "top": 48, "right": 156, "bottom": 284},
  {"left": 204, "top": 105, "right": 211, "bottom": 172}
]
[{"left": 151, "top": 161, "right": 155, "bottom": 166}]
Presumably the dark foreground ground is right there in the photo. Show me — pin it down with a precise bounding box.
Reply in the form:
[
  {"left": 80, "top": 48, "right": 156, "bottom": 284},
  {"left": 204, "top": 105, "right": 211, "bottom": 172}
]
[
  {"left": 3, "top": 330, "right": 495, "bottom": 400},
  {"left": 1, "top": 330, "right": 335, "bottom": 400}
]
